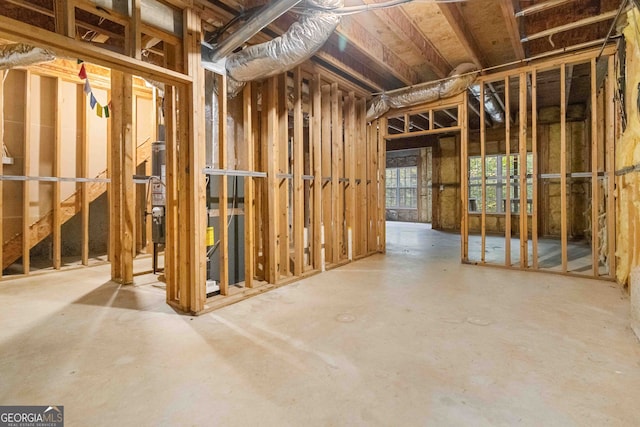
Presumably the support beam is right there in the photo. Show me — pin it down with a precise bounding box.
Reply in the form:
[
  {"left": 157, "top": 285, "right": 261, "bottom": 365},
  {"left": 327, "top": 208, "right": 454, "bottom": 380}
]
[
  {"left": 438, "top": 3, "right": 484, "bottom": 68},
  {"left": 244, "top": 81, "right": 255, "bottom": 288},
  {"left": 110, "top": 70, "right": 136, "bottom": 285},
  {"left": 312, "top": 74, "right": 323, "bottom": 269},
  {"left": 22, "top": 71, "right": 31, "bottom": 275},
  {"left": 165, "top": 86, "right": 179, "bottom": 306},
  {"left": 266, "top": 76, "right": 279, "bottom": 283},
  {"left": 361, "top": 0, "right": 450, "bottom": 78},
  {"left": 521, "top": 10, "right": 619, "bottom": 42},
  {"left": 606, "top": 55, "right": 616, "bottom": 276},
  {"left": 532, "top": 69, "right": 539, "bottom": 269},
  {"left": 54, "top": 0, "right": 76, "bottom": 37},
  {"left": 515, "top": 0, "right": 577, "bottom": 17},
  {"left": 499, "top": 0, "right": 526, "bottom": 60},
  {"left": 519, "top": 72, "right": 528, "bottom": 268},
  {"left": 81, "top": 77, "right": 90, "bottom": 266},
  {"left": 217, "top": 73, "right": 229, "bottom": 294},
  {"left": 293, "top": 68, "right": 304, "bottom": 276},
  {"left": 505, "top": 77, "right": 511, "bottom": 267},
  {"left": 277, "top": 73, "right": 289, "bottom": 277},
  {"left": 560, "top": 63, "right": 568, "bottom": 272},
  {"left": 590, "top": 58, "right": 599, "bottom": 277},
  {"left": 331, "top": 83, "right": 342, "bottom": 263},
  {"left": 480, "top": 83, "right": 486, "bottom": 263}
]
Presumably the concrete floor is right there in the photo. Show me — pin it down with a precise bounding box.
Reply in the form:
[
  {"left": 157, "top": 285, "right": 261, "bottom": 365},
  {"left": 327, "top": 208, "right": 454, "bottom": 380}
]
[{"left": 1, "top": 222, "right": 639, "bottom": 426}]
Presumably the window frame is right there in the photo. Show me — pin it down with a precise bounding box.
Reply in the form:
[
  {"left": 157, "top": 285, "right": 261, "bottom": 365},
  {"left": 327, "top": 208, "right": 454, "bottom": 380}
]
[{"left": 385, "top": 166, "right": 418, "bottom": 209}]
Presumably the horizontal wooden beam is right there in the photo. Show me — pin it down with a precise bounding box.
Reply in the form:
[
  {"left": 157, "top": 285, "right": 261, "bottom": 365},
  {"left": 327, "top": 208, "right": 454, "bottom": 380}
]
[
  {"left": 361, "top": 0, "right": 450, "bottom": 78},
  {"left": 515, "top": 0, "right": 577, "bottom": 17},
  {"left": 0, "top": 14, "right": 191, "bottom": 86},
  {"left": 438, "top": 3, "right": 484, "bottom": 68},
  {"left": 521, "top": 10, "right": 618, "bottom": 42},
  {"left": 499, "top": 0, "right": 525, "bottom": 60}
]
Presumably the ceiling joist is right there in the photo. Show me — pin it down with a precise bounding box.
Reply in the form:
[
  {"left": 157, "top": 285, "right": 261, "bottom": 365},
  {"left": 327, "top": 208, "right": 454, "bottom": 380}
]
[
  {"left": 521, "top": 10, "right": 619, "bottom": 42},
  {"left": 499, "top": 0, "right": 525, "bottom": 60},
  {"left": 437, "top": 3, "right": 484, "bottom": 68},
  {"left": 361, "top": 0, "right": 450, "bottom": 78},
  {"left": 515, "top": 0, "right": 577, "bottom": 18}
]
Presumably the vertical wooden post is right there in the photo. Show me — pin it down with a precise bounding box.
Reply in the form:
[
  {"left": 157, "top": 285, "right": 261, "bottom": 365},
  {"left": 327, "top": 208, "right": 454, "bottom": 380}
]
[
  {"left": 321, "top": 84, "right": 332, "bottom": 266},
  {"left": 110, "top": 70, "right": 135, "bottom": 285},
  {"left": 357, "top": 98, "right": 367, "bottom": 257},
  {"left": 217, "top": 73, "right": 229, "bottom": 295},
  {"left": 460, "top": 93, "right": 469, "bottom": 261},
  {"left": 244, "top": 82, "right": 255, "bottom": 287},
  {"left": 590, "top": 58, "right": 599, "bottom": 277},
  {"left": 312, "top": 74, "right": 322, "bottom": 269},
  {"left": 293, "top": 68, "right": 304, "bottom": 276},
  {"left": 81, "top": 77, "right": 90, "bottom": 266},
  {"left": 164, "top": 85, "right": 179, "bottom": 305},
  {"left": 330, "top": 84, "right": 341, "bottom": 262},
  {"left": 531, "top": 70, "right": 539, "bottom": 269},
  {"left": 379, "top": 117, "right": 386, "bottom": 253},
  {"left": 54, "top": 0, "right": 75, "bottom": 37},
  {"left": 505, "top": 77, "right": 512, "bottom": 266},
  {"left": 560, "top": 63, "right": 568, "bottom": 272},
  {"left": 53, "top": 78, "right": 62, "bottom": 270},
  {"left": 130, "top": 0, "right": 142, "bottom": 59},
  {"left": 519, "top": 72, "right": 528, "bottom": 268},
  {"left": 606, "top": 55, "right": 616, "bottom": 276},
  {"left": 22, "top": 71, "right": 31, "bottom": 275},
  {"left": 480, "top": 82, "right": 486, "bottom": 263},
  {"left": 277, "top": 73, "right": 289, "bottom": 277},
  {"left": 266, "top": 76, "right": 279, "bottom": 283},
  {"left": 345, "top": 92, "right": 356, "bottom": 261}
]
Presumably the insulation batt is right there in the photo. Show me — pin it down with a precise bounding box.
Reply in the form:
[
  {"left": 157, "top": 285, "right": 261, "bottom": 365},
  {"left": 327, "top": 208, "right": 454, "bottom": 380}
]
[
  {"left": 366, "top": 63, "right": 479, "bottom": 122},
  {"left": 0, "top": 43, "right": 55, "bottom": 69},
  {"left": 225, "top": 0, "right": 343, "bottom": 97}
]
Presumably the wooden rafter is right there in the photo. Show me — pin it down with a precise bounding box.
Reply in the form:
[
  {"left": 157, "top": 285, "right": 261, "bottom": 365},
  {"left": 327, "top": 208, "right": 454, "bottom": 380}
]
[
  {"left": 499, "top": 0, "right": 525, "bottom": 60},
  {"left": 361, "top": 0, "right": 450, "bottom": 78},
  {"left": 521, "top": 10, "right": 618, "bottom": 42},
  {"left": 336, "top": 17, "right": 418, "bottom": 86},
  {"left": 438, "top": 3, "right": 484, "bottom": 68},
  {"left": 515, "top": 0, "right": 577, "bottom": 17}
]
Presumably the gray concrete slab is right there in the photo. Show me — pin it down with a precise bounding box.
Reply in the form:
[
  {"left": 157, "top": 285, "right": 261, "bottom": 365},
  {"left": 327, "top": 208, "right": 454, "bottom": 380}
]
[{"left": 0, "top": 221, "right": 639, "bottom": 426}]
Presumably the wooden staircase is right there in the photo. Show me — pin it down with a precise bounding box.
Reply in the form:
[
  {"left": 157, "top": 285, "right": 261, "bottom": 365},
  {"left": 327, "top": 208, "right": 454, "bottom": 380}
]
[{"left": 2, "top": 139, "right": 152, "bottom": 270}]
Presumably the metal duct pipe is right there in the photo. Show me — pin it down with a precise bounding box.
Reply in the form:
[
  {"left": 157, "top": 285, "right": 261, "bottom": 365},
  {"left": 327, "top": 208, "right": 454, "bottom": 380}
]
[
  {"left": 204, "top": 0, "right": 303, "bottom": 63},
  {"left": 468, "top": 84, "right": 505, "bottom": 125},
  {"left": 366, "top": 63, "right": 479, "bottom": 122},
  {"left": 0, "top": 43, "right": 55, "bottom": 70},
  {"left": 203, "top": 0, "right": 342, "bottom": 98}
]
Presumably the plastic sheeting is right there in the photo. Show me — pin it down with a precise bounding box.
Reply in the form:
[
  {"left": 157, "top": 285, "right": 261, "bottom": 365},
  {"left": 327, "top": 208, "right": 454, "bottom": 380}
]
[
  {"left": 0, "top": 43, "right": 55, "bottom": 70},
  {"left": 366, "top": 63, "right": 479, "bottom": 122},
  {"left": 225, "top": 0, "right": 342, "bottom": 97}
]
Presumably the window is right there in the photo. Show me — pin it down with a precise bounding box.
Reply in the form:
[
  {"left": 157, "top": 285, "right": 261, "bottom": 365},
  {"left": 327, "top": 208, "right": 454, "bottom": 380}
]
[
  {"left": 386, "top": 166, "right": 417, "bottom": 209},
  {"left": 468, "top": 153, "right": 533, "bottom": 214}
]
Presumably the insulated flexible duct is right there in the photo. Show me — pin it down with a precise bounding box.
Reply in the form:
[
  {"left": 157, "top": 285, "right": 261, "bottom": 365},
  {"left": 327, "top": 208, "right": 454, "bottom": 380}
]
[
  {"left": 366, "top": 63, "right": 479, "bottom": 122},
  {"left": 224, "top": 0, "right": 343, "bottom": 97},
  {"left": 0, "top": 43, "right": 55, "bottom": 70},
  {"left": 468, "top": 84, "right": 505, "bottom": 125}
]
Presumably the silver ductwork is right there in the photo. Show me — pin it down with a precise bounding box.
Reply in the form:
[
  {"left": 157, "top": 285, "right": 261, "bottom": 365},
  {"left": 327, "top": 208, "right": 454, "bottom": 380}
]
[
  {"left": 215, "top": 0, "right": 342, "bottom": 98},
  {"left": 468, "top": 84, "right": 505, "bottom": 125},
  {"left": 0, "top": 43, "right": 55, "bottom": 70},
  {"left": 366, "top": 63, "right": 479, "bottom": 122}
]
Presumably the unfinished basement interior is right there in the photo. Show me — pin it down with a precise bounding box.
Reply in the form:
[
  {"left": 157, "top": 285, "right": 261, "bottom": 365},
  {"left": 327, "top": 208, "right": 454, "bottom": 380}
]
[{"left": 1, "top": 0, "right": 640, "bottom": 424}]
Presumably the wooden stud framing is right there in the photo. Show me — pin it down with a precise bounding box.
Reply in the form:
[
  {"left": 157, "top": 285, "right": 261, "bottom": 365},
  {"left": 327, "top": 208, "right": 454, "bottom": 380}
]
[
  {"left": 330, "top": 83, "right": 342, "bottom": 263},
  {"left": 480, "top": 83, "right": 486, "bottom": 263},
  {"left": 606, "top": 55, "right": 616, "bottom": 276},
  {"left": 531, "top": 69, "right": 539, "bottom": 269},
  {"left": 217, "top": 73, "right": 229, "bottom": 295},
  {"left": 379, "top": 117, "right": 386, "bottom": 253},
  {"left": 266, "top": 76, "right": 279, "bottom": 283},
  {"left": 560, "top": 63, "right": 568, "bottom": 272},
  {"left": 460, "top": 92, "right": 469, "bottom": 261},
  {"left": 357, "top": 98, "right": 368, "bottom": 258},
  {"left": 293, "top": 68, "right": 304, "bottom": 276},
  {"left": 277, "top": 73, "right": 289, "bottom": 277},
  {"left": 165, "top": 85, "right": 179, "bottom": 305},
  {"left": 519, "top": 72, "right": 528, "bottom": 268},
  {"left": 22, "top": 71, "right": 31, "bottom": 275},
  {"left": 244, "top": 81, "right": 255, "bottom": 288},
  {"left": 321, "top": 84, "right": 332, "bottom": 266},
  {"left": 52, "top": 78, "right": 62, "bottom": 270},
  {"left": 345, "top": 92, "right": 356, "bottom": 261},
  {"left": 505, "top": 77, "right": 512, "bottom": 267},
  {"left": 54, "top": 0, "right": 75, "bottom": 37},
  {"left": 110, "top": 70, "right": 135, "bottom": 285},
  {"left": 81, "top": 76, "right": 90, "bottom": 266},
  {"left": 590, "top": 58, "right": 599, "bottom": 276},
  {"left": 312, "top": 74, "right": 322, "bottom": 269}
]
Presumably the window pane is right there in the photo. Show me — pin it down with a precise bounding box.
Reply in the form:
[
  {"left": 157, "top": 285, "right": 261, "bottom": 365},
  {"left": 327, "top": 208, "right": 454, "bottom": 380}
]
[
  {"left": 486, "top": 156, "right": 498, "bottom": 177},
  {"left": 469, "top": 157, "right": 481, "bottom": 178},
  {"left": 386, "top": 188, "right": 397, "bottom": 207}
]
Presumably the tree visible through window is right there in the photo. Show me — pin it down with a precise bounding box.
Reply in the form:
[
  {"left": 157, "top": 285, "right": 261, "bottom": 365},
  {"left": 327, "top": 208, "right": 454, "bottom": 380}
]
[
  {"left": 386, "top": 166, "right": 418, "bottom": 209},
  {"left": 468, "top": 153, "right": 533, "bottom": 214}
]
